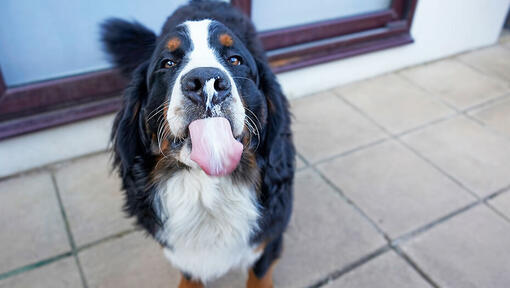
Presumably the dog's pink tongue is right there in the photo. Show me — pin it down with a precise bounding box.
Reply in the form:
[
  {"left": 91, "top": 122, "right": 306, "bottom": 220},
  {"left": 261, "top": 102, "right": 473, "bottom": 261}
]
[{"left": 189, "top": 117, "right": 243, "bottom": 177}]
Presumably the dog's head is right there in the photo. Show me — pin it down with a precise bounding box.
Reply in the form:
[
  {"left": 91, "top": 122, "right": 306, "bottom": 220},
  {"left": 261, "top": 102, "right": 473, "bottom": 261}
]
[
  {"left": 102, "top": 16, "right": 289, "bottom": 182},
  {"left": 154, "top": 20, "right": 256, "bottom": 139},
  {"left": 145, "top": 20, "right": 261, "bottom": 169}
]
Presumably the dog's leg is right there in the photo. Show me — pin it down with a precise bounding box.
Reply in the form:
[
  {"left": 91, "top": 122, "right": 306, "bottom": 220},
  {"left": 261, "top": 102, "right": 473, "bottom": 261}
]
[
  {"left": 178, "top": 273, "right": 203, "bottom": 288},
  {"left": 247, "top": 261, "right": 277, "bottom": 288},
  {"left": 246, "top": 236, "right": 283, "bottom": 288}
]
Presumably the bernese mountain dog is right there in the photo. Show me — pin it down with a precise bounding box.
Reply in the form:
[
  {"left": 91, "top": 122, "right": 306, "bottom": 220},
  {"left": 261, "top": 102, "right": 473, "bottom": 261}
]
[{"left": 101, "top": 0, "right": 295, "bottom": 287}]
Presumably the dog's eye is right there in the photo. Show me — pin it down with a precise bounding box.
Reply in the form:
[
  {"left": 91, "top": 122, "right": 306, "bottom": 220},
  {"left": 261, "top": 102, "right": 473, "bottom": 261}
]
[
  {"left": 162, "top": 60, "right": 177, "bottom": 69},
  {"left": 228, "top": 56, "right": 242, "bottom": 66}
]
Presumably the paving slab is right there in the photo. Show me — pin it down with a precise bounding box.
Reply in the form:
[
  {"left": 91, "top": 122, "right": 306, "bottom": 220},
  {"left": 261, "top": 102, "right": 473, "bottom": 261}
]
[
  {"left": 0, "top": 173, "right": 70, "bottom": 274},
  {"left": 400, "top": 59, "right": 508, "bottom": 109},
  {"left": 323, "top": 251, "right": 431, "bottom": 288},
  {"left": 55, "top": 153, "right": 133, "bottom": 247},
  {"left": 402, "top": 205, "right": 510, "bottom": 288},
  {"left": 337, "top": 74, "right": 454, "bottom": 134},
  {"left": 401, "top": 116, "right": 510, "bottom": 197},
  {"left": 318, "top": 141, "right": 475, "bottom": 238},
  {"left": 292, "top": 92, "right": 386, "bottom": 163},
  {"left": 79, "top": 232, "right": 180, "bottom": 288},
  {"left": 273, "top": 169, "right": 386, "bottom": 288},
  {"left": 0, "top": 258, "right": 82, "bottom": 288},
  {"left": 458, "top": 45, "right": 510, "bottom": 82},
  {"left": 469, "top": 96, "right": 510, "bottom": 139}
]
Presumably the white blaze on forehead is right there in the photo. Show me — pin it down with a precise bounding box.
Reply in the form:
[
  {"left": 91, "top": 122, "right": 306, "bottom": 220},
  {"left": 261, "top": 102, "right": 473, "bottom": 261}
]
[{"left": 166, "top": 19, "right": 245, "bottom": 142}]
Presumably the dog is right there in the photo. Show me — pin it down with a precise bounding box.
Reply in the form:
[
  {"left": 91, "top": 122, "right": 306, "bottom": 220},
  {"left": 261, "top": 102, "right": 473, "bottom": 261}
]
[{"left": 101, "top": 0, "right": 295, "bottom": 287}]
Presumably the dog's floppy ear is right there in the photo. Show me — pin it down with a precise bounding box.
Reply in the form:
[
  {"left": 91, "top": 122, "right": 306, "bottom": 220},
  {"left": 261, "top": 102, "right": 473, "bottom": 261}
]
[
  {"left": 251, "top": 57, "right": 295, "bottom": 247},
  {"left": 256, "top": 58, "right": 295, "bottom": 173},
  {"left": 112, "top": 62, "right": 151, "bottom": 175},
  {"left": 256, "top": 56, "right": 295, "bottom": 211},
  {"left": 101, "top": 18, "right": 156, "bottom": 78}
]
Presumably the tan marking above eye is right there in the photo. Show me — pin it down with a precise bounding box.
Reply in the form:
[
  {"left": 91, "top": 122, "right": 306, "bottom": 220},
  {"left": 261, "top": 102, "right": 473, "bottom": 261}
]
[
  {"left": 219, "top": 33, "right": 234, "bottom": 47},
  {"left": 166, "top": 37, "right": 181, "bottom": 51}
]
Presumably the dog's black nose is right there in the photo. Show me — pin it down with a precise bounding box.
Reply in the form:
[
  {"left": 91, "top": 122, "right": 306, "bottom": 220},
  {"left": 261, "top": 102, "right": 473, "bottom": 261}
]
[{"left": 181, "top": 67, "right": 231, "bottom": 106}]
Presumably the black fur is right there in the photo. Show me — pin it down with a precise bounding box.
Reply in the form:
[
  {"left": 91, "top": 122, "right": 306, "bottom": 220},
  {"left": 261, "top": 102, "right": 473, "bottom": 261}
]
[
  {"left": 102, "top": 0, "right": 295, "bottom": 280},
  {"left": 101, "top": 19, "right": 157, "bottom": 77}
]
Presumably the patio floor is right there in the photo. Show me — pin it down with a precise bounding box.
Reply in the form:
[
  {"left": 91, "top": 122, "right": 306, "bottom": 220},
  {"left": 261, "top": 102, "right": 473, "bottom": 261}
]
[{"left": 1, "top": 38, "right": 510, "bottom": 288}]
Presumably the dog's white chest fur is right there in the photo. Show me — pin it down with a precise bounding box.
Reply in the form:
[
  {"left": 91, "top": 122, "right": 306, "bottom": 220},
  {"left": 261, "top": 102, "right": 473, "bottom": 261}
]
[{"left": 157, "top": 169, "right": 261, "bottom": 282}]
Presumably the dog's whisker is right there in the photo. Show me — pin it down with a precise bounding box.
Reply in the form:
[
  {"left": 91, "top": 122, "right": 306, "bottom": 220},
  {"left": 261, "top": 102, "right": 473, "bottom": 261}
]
[
  {"left": 147, "top": 101, "right": 170, "bottom": 121},
  {"left": 148, "top": 101, "right": 168, "bottom": 118},
  {"left": 245, "top": 107, "right": 261, "bottom": 131},
  {"left": 147, "top": 106, "right": 169, "bottom": 123},
  {"left": 232, "top": 76, "right": 253, "bottom": 82},
  {"left": 157, "top": 118, "right": 170, "bottom": 157},
  {"left": 244, "top": 115, "right": 260, "bottom": 151}
]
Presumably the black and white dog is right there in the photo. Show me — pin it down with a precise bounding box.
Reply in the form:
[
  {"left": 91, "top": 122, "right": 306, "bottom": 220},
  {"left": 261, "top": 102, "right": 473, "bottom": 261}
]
[{"left": 101, "top": 0, "right": 295, "bottom": 286}]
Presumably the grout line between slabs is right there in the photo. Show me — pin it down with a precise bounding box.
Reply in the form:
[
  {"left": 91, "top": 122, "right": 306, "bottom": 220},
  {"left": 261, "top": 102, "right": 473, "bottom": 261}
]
[
  {"left": 50, "top": 173, "right": 89, "bottom": 288},
  {"left": 454, "top": 56, "right": 510, "bottom": 85},
  {"left": 485, "top": 202, "right": 510, "bottom": 224},
  {"left": 334, "top": 91, "right": 482, "bottom": 201},
  {"left": 76, "top": 228, "right": 139, "bottom": 253},
  {"left": 462, "top": 91, "right": 510, "bottom": 113},
  {"left": 307, "top": 246, "right": 391, "bottom": 288},
  {"left": 398, "top": 66, "right": 510, "bottom": 132},
  {"left": 295, "top": 152, "right": 310, "bottom": 172},
  {"left": 0, "top": 149, "right": 110, "bottom": 183},
  {"left": 0, "top": 252, "right": 73, "bottom": 281},
  {"left": 396, "top": 139, "right": 480, "bottom": 199},
  {"left": 395, "top": 73, "right": 462, "bottom": 112},
  {"left": 392, "top": 246, "right": 440, "bottom": 288},
  {"left": 483, "top": 185, "right": 510, "bottom": 224},
  {"left": 310, "top": 165, "right": 391, "bottom": 241},
  {"left": 392, "top": 184, "right": 510, "bottom": 246},
  {"left": 390, "top": 201, "right": 479, "bottom": 246},
  {"left": 310, "top": 137, "right": 390, "bottom": 167},
  {"left": 0, "top": 227, "right": 138, "bottom": 283}
]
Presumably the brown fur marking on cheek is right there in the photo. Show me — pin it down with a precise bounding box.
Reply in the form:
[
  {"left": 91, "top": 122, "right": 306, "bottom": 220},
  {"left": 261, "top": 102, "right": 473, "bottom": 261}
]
[
  {"left": 149, "top": 151, "right": 183, "bottom": 187},
  {"left": 131, "top": 102, "right": 141, "bottom": 122},
  {"left": 255, "top": 241, "right": 267, "bottom": 253},
  {"left": 247, "top": 260, "right": 277, "bottom": 288},
  {"left": 163, "top": 105, "right": 169, "bottom": 119},
  {"left": 219, "top": 33, "right": 234, "bottom": 47},
  {"left": 160, "top": 139, "right": 170, "bottom": 152},
  {"left": 166, "top": 37, "right": 181, "bottom": 51},
  {"left": 266, "top": 96, "right": 275, "bottom": 114},
  {"left": 240, "top": 137, "right": 258, "bottom": 171},
  {"left": 178, "top": 275, "right": 204, "bottom": 288},
  {"left": 237, "top": 148, "right": 261, "bottom": 189}
]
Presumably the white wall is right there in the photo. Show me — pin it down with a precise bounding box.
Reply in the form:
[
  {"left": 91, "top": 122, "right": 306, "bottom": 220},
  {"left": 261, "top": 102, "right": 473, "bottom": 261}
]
[{"left": 278, "top": 0, "right": 510, "bottom": 99}]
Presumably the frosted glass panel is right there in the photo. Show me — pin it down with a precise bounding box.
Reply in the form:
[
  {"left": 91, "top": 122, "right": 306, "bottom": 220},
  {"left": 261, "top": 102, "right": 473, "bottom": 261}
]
[
  {"left": 0, "top": 0, "right": 191, "bottom": 86},
  {"left": 252, "top": 0, "right": 392, "bottom": 31}
]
